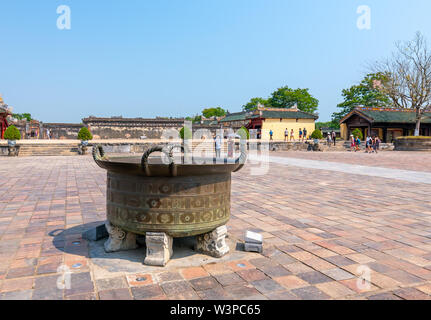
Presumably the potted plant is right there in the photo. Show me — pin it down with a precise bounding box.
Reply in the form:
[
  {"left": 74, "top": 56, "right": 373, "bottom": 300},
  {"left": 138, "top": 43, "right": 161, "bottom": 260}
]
[
  {"left": 351, "top": 128, "right": 363, "bottom": 141},
  {"left": 4, "top": 125, "right": 21, "bottom": 156},
  {"left": 310, "top": 129, "right": 323, "bottom": 143},
  {"left": 77, "top": 127, "right": 93, "bottom": 155},
  {"left": 179, "top": 126, "right": 192, "bottom": 140},
  {"left": 309, "top": 129, "right": 323, "bottom": 151}
]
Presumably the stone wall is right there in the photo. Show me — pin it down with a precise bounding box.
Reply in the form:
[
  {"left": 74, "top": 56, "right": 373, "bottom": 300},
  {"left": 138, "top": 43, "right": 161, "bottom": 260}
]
[
  {"left": 82, "top": 117, "right": 222, "bottom": 140},
  {"left": 43, "top": 123, "right": 83, "bottom": 140},
  {"left": 5, "top": 117, "right": 230, "bottom": 140},
  {"left": 5, "top": 116, "right": 257, "bottom": 141},
  {"left": 0, "top": 146, "right": 7, "bottom": 156},
  {"left": 5, "top": 121, "right": 82, "bottom": 140}
]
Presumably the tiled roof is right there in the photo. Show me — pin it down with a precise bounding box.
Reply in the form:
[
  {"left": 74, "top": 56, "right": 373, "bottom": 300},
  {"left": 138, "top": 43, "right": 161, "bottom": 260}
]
[
  {"left": 251, "top": 110, "right": 318, "bottom": 120},
  {"left": 342, "top": 107, "right": 431, "bottom": 124},
  {"left": 219, "top": 107, "right": 319, "bottom": 122},
  {"left": 219, "top": 112, "right": 249, "bottom": 122},
  {"left": 249, "top": 107, "right": 318, "bottom": 120}
]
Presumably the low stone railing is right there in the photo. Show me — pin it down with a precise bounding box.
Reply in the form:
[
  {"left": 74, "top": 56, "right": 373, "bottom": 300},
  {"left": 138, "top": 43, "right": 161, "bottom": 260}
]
[
  {"left": 0, "top": 139, "right": 397, "bottom": 156},
  {"left": 394, "top": 137, "right": 431, "bottom": 151}
]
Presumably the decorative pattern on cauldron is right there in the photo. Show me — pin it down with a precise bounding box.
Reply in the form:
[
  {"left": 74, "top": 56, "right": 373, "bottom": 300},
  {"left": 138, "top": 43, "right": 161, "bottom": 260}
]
[{"left": 93, "top": 144, "right": 246, "bottom": 266}]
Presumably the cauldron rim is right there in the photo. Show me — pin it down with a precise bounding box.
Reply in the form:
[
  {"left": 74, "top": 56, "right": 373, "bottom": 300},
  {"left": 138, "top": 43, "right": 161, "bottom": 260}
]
[{"left": 92, "top": 145, "right": 246, "bottom": 177}]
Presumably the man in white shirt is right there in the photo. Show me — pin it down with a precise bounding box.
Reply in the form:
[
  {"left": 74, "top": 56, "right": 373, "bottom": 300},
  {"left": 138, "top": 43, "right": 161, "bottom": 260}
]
[
  {"left": 327, "top": 132, "right": 332, "bottom": 146},
  {"left": 215, "top": 135, "right": 222, "bottom": 158}
]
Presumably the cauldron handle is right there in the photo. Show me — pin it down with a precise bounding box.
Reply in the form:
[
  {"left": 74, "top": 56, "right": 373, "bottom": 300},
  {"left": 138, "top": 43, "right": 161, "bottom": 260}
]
[
  {"left": 92, "top": 145, "right": 106, "bottom": 161},
  {"left": 141, "top": 145, "right": 177, "bottom": 177},
  {"left": 233, "top": 142, "right": 247, "bottom": 172}
]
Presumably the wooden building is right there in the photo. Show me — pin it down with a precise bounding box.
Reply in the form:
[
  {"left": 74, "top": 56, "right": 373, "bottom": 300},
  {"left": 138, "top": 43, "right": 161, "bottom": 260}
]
[{"left": 340, "top": 107, "right": 431, "bottom": 142}]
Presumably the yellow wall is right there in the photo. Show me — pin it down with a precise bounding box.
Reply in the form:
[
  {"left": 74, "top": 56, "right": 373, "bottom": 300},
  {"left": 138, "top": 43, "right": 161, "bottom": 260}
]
[
  {"left": 340, "top": 123, "right": 348, "bottom": 140},
  {"left": 261, "top": 118, "right": 316, "bottom": 140}
]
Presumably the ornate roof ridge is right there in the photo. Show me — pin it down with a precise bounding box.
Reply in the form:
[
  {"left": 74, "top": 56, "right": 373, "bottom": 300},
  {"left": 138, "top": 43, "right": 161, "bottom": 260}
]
[
  {"left": 355, "top": 106, "right": 417, "bottom": 113},
  {"left": 257, "top": 106, "right": 300, "bottom": 112},
  {"left": 254, "top": 106, "right": 318, "bottom": 119}
]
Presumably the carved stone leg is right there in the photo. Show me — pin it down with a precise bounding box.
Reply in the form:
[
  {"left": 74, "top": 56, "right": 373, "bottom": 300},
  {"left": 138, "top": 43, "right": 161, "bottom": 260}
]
[
  {"left": 144, "top": 232, "right": 173, "bottom": 266},
  {"left": 195, "top": 225, "right": 229, "bottom": 258},
  {"left": 104, "top": 221, "right": 138, "bottom": 253}
]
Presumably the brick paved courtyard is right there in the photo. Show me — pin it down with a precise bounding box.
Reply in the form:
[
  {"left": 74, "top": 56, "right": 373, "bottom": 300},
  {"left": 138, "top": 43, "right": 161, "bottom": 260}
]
[{"left": 1, "top": 151, "right": 431, "bottom": 300}]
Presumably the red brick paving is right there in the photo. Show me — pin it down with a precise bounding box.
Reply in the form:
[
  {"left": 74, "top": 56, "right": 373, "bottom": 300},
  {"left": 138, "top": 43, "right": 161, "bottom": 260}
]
[{"left": 1, "top": 152, "right": 431, "bottom": 299}]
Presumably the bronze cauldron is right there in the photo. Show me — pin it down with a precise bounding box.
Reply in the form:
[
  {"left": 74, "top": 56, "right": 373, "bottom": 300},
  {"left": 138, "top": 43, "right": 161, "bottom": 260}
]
[{"left": 93, "top": 144, "right": 246, "bottom": 266}]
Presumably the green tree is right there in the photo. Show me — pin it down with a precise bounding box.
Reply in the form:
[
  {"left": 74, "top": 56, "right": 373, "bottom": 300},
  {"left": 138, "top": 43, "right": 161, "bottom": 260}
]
[
  {"left": 77, "top": 127, "right": 93, "bottom": 141},
  {"left": 4, "top": 125, "right": 21, "bottom": 140},
  {"left": 332, "top": 73, "right": 391, "bottom": 123},
  {"left": 12, "top": 113, "right": 32, "bottom": 121},
  {"left": 185, "top": 115, "right": 202, "bottom": 123},
  {"left": 268, "top": 87, "right": 319, "bottom": 113},
  {"left": 316, "top": 121, "right": 340, "bottom": 130},
  {"left": 202, "top": 107, "right": 226, "bottom": 118},
  {"left": 242, "top": 97, "right": 270, "bottom": 111}
]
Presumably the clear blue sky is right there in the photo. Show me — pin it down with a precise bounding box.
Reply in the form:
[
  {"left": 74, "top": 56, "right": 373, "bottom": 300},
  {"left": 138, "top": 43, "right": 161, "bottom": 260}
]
[{"left": 1, "top": 0, "right": 431, "bottom": 123}]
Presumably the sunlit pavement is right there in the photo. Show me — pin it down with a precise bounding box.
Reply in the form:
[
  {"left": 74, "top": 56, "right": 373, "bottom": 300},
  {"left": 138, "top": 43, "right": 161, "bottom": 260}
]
[{"left": 1, "top": 151, "right": 431, "bottom": 300}]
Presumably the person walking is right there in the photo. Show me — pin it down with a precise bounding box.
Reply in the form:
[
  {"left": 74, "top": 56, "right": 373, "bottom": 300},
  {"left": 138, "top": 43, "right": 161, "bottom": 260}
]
[
  {"left": 375, "top": 136, "right": 381, "bottom": 152},
  {"left": 372, "top": 136, "right": 380, "bottom": 154},
  {"left": 290, "top": 129, "right": 294, "bottom": 141},
  {"left": 215, "top": 135, "right": 222, "bottom": 158},
  {"left": 284, "top": 128, "right": 289, "bottom": 142},
  {"left": 299, "top": 128, "right": 303, "bottom": 141},
  {"left": 303, "top": 128, "right": 307, "bottom": 141},
  {"left": 269, "top": 129, "right": 273, "bottom": 141},
  {"left": 365, "top": 135, "right": 371, "bottom": 153},
  {"left": 350, "top": 135, "right": 355, "bottom": 152},
  {"left": 355, "top": 136, "right": 361, "bottom": 152},
  {"left": 326, "top": 132, "right": 332, "bottom": 146},
  {"left": 227, "top": 136, "right": 234, "bottom": 158},
  {"left": 331, "top": 130, "right": 336, "bottom": 146}
]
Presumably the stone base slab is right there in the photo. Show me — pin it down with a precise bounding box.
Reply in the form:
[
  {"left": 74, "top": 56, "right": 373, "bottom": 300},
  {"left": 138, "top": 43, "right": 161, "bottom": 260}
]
[{"left": 245, "top": 242, "right": 263, "bottom": 253}]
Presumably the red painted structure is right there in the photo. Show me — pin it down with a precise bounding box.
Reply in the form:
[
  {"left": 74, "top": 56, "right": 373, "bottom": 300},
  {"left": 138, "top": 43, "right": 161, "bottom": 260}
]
[
  {"left": 0, "top": 96, "right": 12, "bottom": 139},
  {"left": 0, "top": 107, "right": 11, "bottom": 139},
  {"left": 246, "top": 118, "right": 263, "bottom": 139},
  {"left": 1, "top": 116, "right": 9, "bottom": 139}
]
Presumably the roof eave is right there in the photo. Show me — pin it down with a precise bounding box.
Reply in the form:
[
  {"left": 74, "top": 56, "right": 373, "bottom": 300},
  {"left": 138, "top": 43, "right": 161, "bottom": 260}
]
[{"left": 340, "top": 109, "right": 374, "bottom": 124}]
